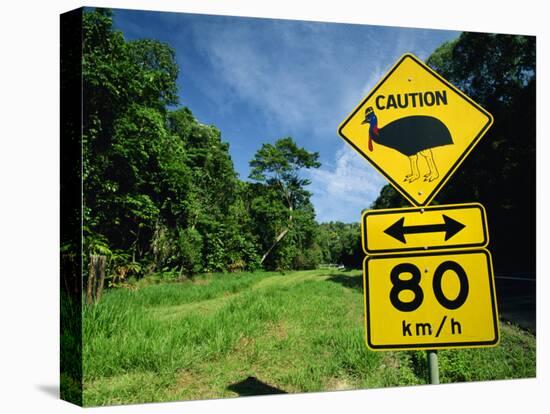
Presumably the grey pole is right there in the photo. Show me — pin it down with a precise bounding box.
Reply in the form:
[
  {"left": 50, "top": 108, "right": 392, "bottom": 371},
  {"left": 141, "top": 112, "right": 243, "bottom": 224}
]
[{"left": 427, "top": 350, "right": 439, "bottom": 384}]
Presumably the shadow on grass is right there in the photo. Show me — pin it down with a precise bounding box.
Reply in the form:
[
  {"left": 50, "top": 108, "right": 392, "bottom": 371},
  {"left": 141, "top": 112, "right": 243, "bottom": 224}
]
[
  {"left": 326, "top": 274, "right": 363, "bottom": 292},
  {"left": 227, "top": 376, "right": 287, "bottom": 396}
]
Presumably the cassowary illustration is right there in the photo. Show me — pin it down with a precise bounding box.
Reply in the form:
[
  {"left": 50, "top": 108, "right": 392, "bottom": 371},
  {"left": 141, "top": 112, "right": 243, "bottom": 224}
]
[{"left": 362, "top": 106, "right": 453, "bottom": 182}]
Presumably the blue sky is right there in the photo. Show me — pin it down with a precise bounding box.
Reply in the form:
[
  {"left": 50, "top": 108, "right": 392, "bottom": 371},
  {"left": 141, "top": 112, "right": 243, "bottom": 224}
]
[{"left": 110, "top": 8, "right": 459, "bottom": 223}]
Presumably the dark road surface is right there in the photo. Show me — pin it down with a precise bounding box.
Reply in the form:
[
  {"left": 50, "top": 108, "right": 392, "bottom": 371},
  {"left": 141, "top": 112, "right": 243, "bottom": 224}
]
[{"left": 494, "top": 274, "right": 536, "bottom": 333}]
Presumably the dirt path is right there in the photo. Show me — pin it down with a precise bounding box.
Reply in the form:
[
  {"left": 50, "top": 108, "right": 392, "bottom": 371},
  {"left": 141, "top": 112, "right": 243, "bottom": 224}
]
[{"left": 153, "top": 271, "right": 333, "bottom": 321}]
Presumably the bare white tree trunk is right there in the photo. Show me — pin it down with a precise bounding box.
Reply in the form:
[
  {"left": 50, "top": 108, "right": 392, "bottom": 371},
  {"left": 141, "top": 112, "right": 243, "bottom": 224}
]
[
  {"left": 260, "top": 204, "right": 293, "bottom": 265},
  {"left": 260, "top": 228, "right": 289, "bottom": 264}
]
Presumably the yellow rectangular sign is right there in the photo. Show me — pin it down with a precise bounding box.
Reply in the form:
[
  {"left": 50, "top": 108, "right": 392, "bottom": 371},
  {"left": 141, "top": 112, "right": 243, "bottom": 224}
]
[
  {"left": 363, "top": 250, "right": 499, "bottom": 350},
  {"left": 362, "top": 203, "right": 488, "bottom": 254}
]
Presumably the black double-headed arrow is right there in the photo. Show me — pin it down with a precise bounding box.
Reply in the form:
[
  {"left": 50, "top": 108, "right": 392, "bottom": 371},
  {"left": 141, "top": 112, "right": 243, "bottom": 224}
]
[{"left": 384, "top": 214, "right": 465, "bottom": 244}]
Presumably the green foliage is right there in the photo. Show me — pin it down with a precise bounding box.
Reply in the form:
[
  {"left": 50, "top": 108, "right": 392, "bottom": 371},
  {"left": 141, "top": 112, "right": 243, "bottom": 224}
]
[
  {"left": 82, "top": 9, "right": 271, "bottom": 277},
  {"left": 176, "top": 228, "right": 203, "bottom": 275},
  {"left": 82, "top": 8, "right": 179, "bottom": 268},
  {"left": 248, "top": 138, "right": 321, "bottom": 270},
  {"left": 316, "top": 222, "right": 362, "bottom": 268},
  {"left": 428, "top": 33, "right": 536, "bottom": 273},
  {"left": 108, "top": 251, "right": 142, "bottom": 287},
  {"left": 369, "top": 184, "right": 409, "bottom": 210},
  {"left": 84, "top": 9, "right": 359, "bottom": 279},
  {"left": 249, "top": 137, "right": 321, "bottom": 184},
  {"left": 83, "top": 227, "right": 112, "bottom": 257}
]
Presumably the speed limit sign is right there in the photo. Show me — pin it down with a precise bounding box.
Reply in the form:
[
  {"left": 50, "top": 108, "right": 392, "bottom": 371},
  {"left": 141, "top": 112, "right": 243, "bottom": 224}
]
[{"left": 363, "top": 249, "right": 499, "bottom": 350}]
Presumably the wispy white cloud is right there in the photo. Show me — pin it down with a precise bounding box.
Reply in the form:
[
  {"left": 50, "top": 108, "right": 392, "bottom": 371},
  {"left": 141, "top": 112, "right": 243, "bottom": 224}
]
[
  {"left": 173, "top": 16, "right": 457, "bottom": 221},
  {"left": 187, "top": 19, "right": 380, "bottom": 140},
  {"left": 307, "top": 144, "right": 386, "bottom": 222},
  {"left": 190, "top": 21, "right": 304, "bottom": 125},
  {"left": 114, "top": 10, "right": 459, "bottom": 222}
]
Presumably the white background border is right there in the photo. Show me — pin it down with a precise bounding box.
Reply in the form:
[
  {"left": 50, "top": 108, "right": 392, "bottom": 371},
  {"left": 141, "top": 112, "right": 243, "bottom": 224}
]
[{"left": 0, "top": 1, "right": 546, "bottom": 413}]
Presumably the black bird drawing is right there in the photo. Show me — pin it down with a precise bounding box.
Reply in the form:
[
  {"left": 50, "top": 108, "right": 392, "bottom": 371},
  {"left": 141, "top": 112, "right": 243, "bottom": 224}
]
[{"left": 362, "top": 106, "right": 453, "bottom": 182}]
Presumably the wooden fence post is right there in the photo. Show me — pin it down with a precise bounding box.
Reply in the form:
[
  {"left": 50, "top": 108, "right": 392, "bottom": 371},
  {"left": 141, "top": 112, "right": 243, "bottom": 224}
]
[
  {"left": 95, "top": 255, "right": 106, "bottom": 302},
  {"left": 86, "top": 255, "right": 96, "bottom": 305},
  {"left": 86, "top": 255, "right": 107, "bottom": 304}
]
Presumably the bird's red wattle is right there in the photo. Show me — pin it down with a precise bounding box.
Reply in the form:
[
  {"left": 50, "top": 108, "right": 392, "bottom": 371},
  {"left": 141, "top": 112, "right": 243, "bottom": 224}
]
[{"left": 368, "top": 127, "right": 378, "bottom": 151}]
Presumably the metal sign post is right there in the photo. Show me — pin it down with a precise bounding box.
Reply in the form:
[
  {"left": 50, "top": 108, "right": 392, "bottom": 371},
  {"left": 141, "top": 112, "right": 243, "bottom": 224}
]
[{"left": 427, "top": 350, "right": 439, "bottom": 385}]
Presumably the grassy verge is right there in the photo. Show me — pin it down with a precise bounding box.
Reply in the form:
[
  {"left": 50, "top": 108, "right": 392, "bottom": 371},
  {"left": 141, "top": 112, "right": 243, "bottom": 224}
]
[{"left": 82, "top": 269, "right": 536, "bottom": 406}]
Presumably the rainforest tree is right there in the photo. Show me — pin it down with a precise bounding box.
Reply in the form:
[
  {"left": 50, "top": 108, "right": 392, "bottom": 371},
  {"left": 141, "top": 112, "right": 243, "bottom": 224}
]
[
  {"left": 81, "top": 8, "right": 333, "bottom": 279},
  {"left": 248, "top": 138, "right": 322, "bottom": 270}
]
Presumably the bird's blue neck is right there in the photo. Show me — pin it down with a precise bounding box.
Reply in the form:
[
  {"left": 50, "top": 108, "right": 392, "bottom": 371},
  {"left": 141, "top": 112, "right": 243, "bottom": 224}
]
[{"left": 369, "top": 114, "right": 378, "bottom": 134}]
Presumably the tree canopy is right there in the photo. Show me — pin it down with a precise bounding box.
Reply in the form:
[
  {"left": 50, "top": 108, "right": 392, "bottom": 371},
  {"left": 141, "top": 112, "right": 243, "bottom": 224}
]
[
  {"left": 249, "top": 138, "right": 321, "bottom": 266},
  {"left": 81, "top": 9, "right": 350, "bottom": 285}
]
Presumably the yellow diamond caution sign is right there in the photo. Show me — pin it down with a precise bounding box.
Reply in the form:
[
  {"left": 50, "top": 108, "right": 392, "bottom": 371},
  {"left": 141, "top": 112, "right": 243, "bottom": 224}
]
[
  {"left": 363, "top": 249, "right": 499, "bottom": 350},
  {"left": 338, "top": 53, "right": 493, "bottom": 206},
  {"left": 362, "top": 203, "right": 489, "bottom": 255}
]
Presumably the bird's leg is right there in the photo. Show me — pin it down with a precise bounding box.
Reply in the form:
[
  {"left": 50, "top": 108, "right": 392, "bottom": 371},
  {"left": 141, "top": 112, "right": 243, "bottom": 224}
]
[
  {"left": 418, "top": 150, "right": 432, "bottom": 180},
  {"left": 405, "top": 154, "right": 420, "bottom": 183},
  {"left": 419, "top": 149, "right": 439, "bottom": 182}
]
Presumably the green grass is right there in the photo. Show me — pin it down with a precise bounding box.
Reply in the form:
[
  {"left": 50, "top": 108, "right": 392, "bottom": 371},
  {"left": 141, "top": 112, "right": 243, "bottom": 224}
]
[{"left": 82, "top": 269, "right": 536, "bottom": 406}]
